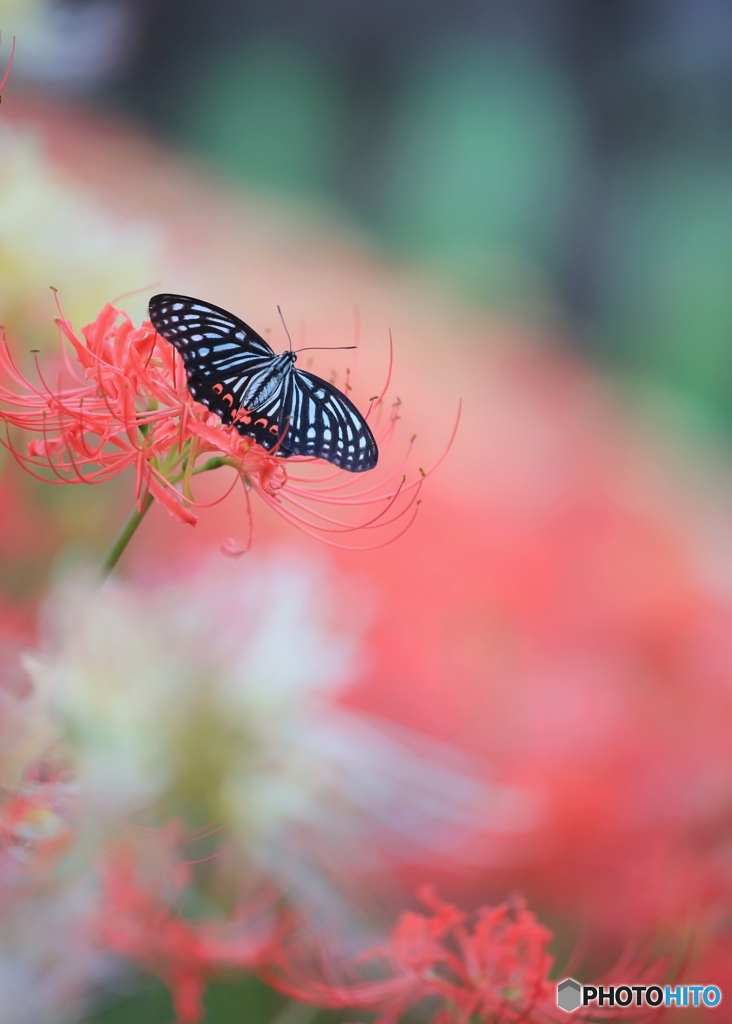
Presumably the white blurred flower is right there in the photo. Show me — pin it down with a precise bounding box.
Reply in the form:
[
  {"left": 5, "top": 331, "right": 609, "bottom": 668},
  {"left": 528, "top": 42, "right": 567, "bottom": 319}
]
[
  {"left": 1, "top": 0, "right": 135, "bottom": 89},
  {"left": 0, "top": 121, "right": 161, "bottom": 332},
  {"left": 26, "top": 554, "right": 535, "bottom": 905},
  {"left": 1, "top": 1, "right": 42, "bottom": 24},
  {"left": 0, "top": 641, "right": 109, "bottom": 1024},
  {"left": 0, "top": 639, "right": 57, "bottom": 791},
  {"left": 0, "top": 873, "right": 106, "bottom": 1024}
]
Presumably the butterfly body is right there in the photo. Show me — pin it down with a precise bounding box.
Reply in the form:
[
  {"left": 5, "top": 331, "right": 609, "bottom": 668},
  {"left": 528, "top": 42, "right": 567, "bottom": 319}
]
[
  {"left": 239, "top": 350, "right": 297, "bottom": 408},
  {"left": 149, "top": 294, "right": 378, "bottom": 472}
]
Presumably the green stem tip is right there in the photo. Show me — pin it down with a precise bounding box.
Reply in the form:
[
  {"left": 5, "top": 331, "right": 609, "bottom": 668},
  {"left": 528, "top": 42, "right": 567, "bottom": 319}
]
[{"left": 100, "top": 492, "right": 154, "bottom": 580}]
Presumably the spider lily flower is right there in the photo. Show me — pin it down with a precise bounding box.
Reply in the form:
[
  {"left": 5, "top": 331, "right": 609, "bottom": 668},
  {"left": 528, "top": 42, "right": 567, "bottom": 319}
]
[
  {"left": 380, "top": 887, "right": 556, "bottom": 1023},
  {"left": 0, "top": 301, "right": 432, "bottom": 547},
  {"left": 266, "top": 887, "right": 666, "bottom": 1024},
  {"left": 95, "top": 828, "right": 280, "bottom": 1024}
]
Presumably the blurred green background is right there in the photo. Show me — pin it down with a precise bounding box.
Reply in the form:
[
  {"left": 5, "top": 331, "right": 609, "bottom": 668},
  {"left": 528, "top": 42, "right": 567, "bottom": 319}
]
[{"left": 109, "top": 0, "right": 732, "bottom": 431}]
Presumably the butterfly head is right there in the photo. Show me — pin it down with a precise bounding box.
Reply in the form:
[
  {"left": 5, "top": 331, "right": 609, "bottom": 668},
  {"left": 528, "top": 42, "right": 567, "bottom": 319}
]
[{"left": 274, "top": 350, "right": 297, "bottom": 369}]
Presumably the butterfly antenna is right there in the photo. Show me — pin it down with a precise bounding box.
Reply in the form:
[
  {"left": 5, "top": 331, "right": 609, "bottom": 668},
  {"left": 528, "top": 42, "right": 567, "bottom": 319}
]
[
  {"left": 278, "top": 305, "right": 294, "bottom": 353},
  {"left": 278, "top": 305, "right": 355, "bottom": 352},
  {"left": 294, "top": 345, "right": 357, "bottom": 353}
]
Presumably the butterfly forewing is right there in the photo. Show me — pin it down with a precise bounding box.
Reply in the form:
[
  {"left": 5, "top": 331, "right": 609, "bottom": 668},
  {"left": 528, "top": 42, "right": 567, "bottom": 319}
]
[
  {"left": 148, "top": 294, "right": 274, "bottom": 380},
  {"left": 148, "top": 293, "right": 378, "bottom": 471}
]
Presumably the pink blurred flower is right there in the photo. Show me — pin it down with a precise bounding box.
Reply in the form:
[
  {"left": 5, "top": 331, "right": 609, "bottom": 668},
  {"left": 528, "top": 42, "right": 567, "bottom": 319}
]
[{"left": 0, "top": 300, "right": 425, "bottom": 546}]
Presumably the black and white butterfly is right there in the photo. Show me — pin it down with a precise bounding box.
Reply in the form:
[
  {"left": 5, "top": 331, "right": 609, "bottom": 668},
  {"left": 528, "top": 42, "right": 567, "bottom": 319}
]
[{"left": 149, "top": 294, "right": 378, "bottom": 472}]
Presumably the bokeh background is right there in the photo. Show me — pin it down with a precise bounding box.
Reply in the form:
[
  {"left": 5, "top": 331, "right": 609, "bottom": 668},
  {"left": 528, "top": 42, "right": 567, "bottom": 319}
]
[
  {"left": 115, "top": 0, "right": 732, "bottom": 426},
  {"left": 3, "top": 1, "right": 732, "bottom": 1021},
  {"left": 8, "top": 0, "right": 732, "bottom": 424}
]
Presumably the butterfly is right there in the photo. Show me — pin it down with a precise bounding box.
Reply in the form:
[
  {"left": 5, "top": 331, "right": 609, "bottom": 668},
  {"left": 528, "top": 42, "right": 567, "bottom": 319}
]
[{"left": 148, "top": 294, "right": 378, "bottom": 472}]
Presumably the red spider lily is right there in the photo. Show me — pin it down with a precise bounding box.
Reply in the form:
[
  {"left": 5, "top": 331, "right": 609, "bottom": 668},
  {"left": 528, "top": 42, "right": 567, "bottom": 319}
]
[
  {"left": 96, "top": 829, "right": 280, "bottom": 1024},
  {"left": 266, "top": 888, "right": 558, "bottom": 1023},
  {"left": 264, "top": 886, "right": 669, "bottom": 1024},
  {"left": 379, "top": 886, "right": 556, "bottom": 1024},
  {"left": 0, "top": 299, "right": 436, "bottom": 548}
]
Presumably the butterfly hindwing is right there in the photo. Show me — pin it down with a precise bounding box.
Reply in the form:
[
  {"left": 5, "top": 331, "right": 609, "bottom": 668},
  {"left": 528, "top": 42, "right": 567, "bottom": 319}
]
[
  {"left": 282, "top": 369, "right": 378, "bottom": 472},
  {"left": 185, "top": 374, "right": 285, "bottom": 453}
]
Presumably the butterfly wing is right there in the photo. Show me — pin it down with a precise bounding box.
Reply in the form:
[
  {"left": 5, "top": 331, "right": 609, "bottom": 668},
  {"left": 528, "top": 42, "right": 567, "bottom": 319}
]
[
  {"left": 282, "top": 369, "right": 378, "bottom": 471},
  {"left": 149, "top": 293, "right": 286, "bottom": 452},
  {"left": 149, "top": 293, "right": 274, "bottom": 379}
]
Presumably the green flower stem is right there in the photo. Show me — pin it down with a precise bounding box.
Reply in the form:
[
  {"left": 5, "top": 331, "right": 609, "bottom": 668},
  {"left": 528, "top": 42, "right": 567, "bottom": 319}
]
[
  {"left": 170, "top": 455, "right": 229, "bottom": 485},
  {"left": 99, "top": 493, "right": 154, "bottom": 580},
  {"left": 99, "top": 457, "right": 232, "bottom": 580}
]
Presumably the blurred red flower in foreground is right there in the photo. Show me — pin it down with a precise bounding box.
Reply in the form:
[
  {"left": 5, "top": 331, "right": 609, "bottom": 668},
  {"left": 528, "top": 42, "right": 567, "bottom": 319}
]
[
  {"left": 97, "top": 830, "right": 279, "bottom": 1024},
  {"left": 97, "top": 849, "right": 616, "bottom": 1024},
  {"left": 381, "top": 886, "right": 554, "bottom": 1024},
  {"left": 270, "top": 886, "right": 556, "bottom": 1024},
  {"left": 265, "top": 885, "right": 664, "bottom": 1024},
  {"left": 0, "top": 299, "right": 427, "bottom": 547}
]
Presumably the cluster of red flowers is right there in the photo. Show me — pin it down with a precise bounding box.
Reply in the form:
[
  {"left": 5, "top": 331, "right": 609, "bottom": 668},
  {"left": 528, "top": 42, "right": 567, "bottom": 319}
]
[
  {"left": 265, "top": 886, "right": 559, "bottom": 1023},
  {"left": 0, "top": 752, "right": 672, "bottom": 1024},
  {"left": 94, "top": 849, "right": 571, "bottom": 1024},
  {"left": 264, "top": 886, "right": 665, "bottom": 1024},
  {"left": 0, "top": 298, "right": 434, "bottom": 549}
]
